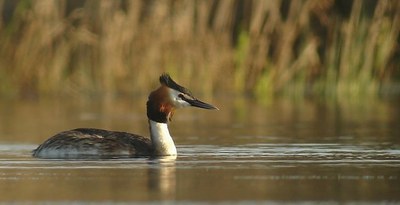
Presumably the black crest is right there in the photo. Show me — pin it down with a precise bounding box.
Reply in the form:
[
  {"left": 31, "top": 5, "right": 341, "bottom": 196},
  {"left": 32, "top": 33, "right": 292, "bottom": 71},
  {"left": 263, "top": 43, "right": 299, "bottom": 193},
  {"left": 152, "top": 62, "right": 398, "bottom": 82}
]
[{"left": 159, "top": 73, "right": 192, "bottom": 96}]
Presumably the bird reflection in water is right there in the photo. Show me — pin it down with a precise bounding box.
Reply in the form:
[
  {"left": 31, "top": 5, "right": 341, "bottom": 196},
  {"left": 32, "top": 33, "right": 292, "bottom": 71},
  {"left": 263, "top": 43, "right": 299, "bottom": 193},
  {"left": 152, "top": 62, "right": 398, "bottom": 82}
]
[{"left": 148, "top": 155, "right": 177, "bottom": 200}]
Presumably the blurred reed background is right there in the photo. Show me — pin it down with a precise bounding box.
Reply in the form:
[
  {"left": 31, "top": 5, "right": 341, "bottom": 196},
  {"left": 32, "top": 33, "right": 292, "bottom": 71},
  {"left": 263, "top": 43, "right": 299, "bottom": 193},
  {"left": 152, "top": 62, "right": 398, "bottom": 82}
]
[{"left": 0, "top": 0, "right": 399, "bottom": 99}]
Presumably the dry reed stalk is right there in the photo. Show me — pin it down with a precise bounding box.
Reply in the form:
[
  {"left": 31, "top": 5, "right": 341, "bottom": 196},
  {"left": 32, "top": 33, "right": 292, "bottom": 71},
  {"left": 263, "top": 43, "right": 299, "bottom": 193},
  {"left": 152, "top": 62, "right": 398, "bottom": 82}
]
[
  {"left": 376, "top": 1, "right": 400, "bottom": 81},
  {"left": 339, "top": 0, "right": 362, "bottom": 82},
  {"left": 361, "top": 0, "right": 387, "bottom": 79},
  {"left": 244, "top": 1, "right": 279, "bottom": 92}
]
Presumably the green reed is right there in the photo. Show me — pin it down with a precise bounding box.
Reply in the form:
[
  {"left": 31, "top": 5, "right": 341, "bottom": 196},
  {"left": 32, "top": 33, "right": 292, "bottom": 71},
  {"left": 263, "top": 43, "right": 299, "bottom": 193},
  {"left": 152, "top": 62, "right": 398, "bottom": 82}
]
[{"left": 0, "top": 0, "right": 398, "bottom": 98}]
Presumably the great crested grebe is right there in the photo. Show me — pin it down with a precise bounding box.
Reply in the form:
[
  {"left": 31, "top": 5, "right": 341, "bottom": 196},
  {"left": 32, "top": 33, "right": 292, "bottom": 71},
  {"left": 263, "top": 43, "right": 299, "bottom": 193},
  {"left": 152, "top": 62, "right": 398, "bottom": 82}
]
[{"left": 32, "top": 73, "right": 218, "bottom": 159}]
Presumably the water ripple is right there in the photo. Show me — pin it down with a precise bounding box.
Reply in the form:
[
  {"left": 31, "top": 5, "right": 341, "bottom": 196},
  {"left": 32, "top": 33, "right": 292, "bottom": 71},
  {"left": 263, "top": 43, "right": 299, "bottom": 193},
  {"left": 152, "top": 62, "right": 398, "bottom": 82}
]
[
  {"left": 0, "top": 143, "right": 399, "bottom": 168},
  {"left": 178, "top": 143, "right": 400, "bottom": 166}
]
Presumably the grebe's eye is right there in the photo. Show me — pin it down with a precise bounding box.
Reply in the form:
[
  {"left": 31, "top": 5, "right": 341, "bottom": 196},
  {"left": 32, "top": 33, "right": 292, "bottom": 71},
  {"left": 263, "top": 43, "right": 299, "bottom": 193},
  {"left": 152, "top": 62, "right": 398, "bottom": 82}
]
[{"left": 178, "top": 93, "right": 192, "bottom": 101}]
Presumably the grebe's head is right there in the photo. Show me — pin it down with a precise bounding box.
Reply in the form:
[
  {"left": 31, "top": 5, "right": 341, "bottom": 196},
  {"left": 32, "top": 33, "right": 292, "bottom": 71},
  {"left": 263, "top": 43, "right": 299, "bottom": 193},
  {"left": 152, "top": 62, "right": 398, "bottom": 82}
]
[{"left": 147, "top": 73, "right": 218, "bottom": 123}]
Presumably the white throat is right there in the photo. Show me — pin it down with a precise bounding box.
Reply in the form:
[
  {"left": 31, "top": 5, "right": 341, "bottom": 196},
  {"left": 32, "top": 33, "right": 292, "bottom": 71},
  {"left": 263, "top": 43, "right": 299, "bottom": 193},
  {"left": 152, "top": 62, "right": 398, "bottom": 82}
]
[{"left": 149, "top": 120, "right": 177, "bottom": 156}]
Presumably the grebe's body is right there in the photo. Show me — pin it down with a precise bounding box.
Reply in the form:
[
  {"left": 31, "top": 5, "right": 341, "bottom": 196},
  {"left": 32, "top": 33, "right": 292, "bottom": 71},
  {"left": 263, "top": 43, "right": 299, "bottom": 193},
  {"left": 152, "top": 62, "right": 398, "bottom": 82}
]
[
  {"left": 32, "top": 128, "right": 153, "bottom": 158},
  {"left": 32, "top": 74, "right": 217, "bottom": 159}
]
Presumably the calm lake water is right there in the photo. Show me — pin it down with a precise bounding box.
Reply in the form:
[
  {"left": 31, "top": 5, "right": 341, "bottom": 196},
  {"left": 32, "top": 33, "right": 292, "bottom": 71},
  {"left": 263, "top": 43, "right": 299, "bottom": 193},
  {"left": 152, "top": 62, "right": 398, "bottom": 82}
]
[{"left": 0, "top": 95, "right": 399, "bottom": 204}]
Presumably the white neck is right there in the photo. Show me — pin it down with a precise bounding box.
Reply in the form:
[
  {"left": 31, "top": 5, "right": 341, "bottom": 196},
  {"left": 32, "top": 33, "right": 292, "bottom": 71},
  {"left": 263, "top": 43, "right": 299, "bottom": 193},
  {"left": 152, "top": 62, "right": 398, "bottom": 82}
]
[{"left": 149, "top": 120, "right": 177, "bottom": 156}]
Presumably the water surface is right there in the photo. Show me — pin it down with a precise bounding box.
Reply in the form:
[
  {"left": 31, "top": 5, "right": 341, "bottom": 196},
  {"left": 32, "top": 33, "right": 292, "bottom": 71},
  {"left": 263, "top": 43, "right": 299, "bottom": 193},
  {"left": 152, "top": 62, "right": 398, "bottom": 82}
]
[{"left": 0, "top": 96, "right": 399, "bottom": 204}]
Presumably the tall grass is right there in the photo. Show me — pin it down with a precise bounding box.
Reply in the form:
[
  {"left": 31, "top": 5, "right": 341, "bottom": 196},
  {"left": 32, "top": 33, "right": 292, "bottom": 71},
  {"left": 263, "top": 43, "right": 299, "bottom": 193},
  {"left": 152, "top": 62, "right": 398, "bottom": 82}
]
[{"left": 0, "top": 0, "right": 399, "bottom": 98}]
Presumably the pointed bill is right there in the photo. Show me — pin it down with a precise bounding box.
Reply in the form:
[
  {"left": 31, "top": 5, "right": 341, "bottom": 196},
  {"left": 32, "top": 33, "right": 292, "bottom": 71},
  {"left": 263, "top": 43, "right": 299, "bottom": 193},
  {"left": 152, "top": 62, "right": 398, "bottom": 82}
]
[{"left": 184, "top": 98, "right": 219, "bottom": 110}]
